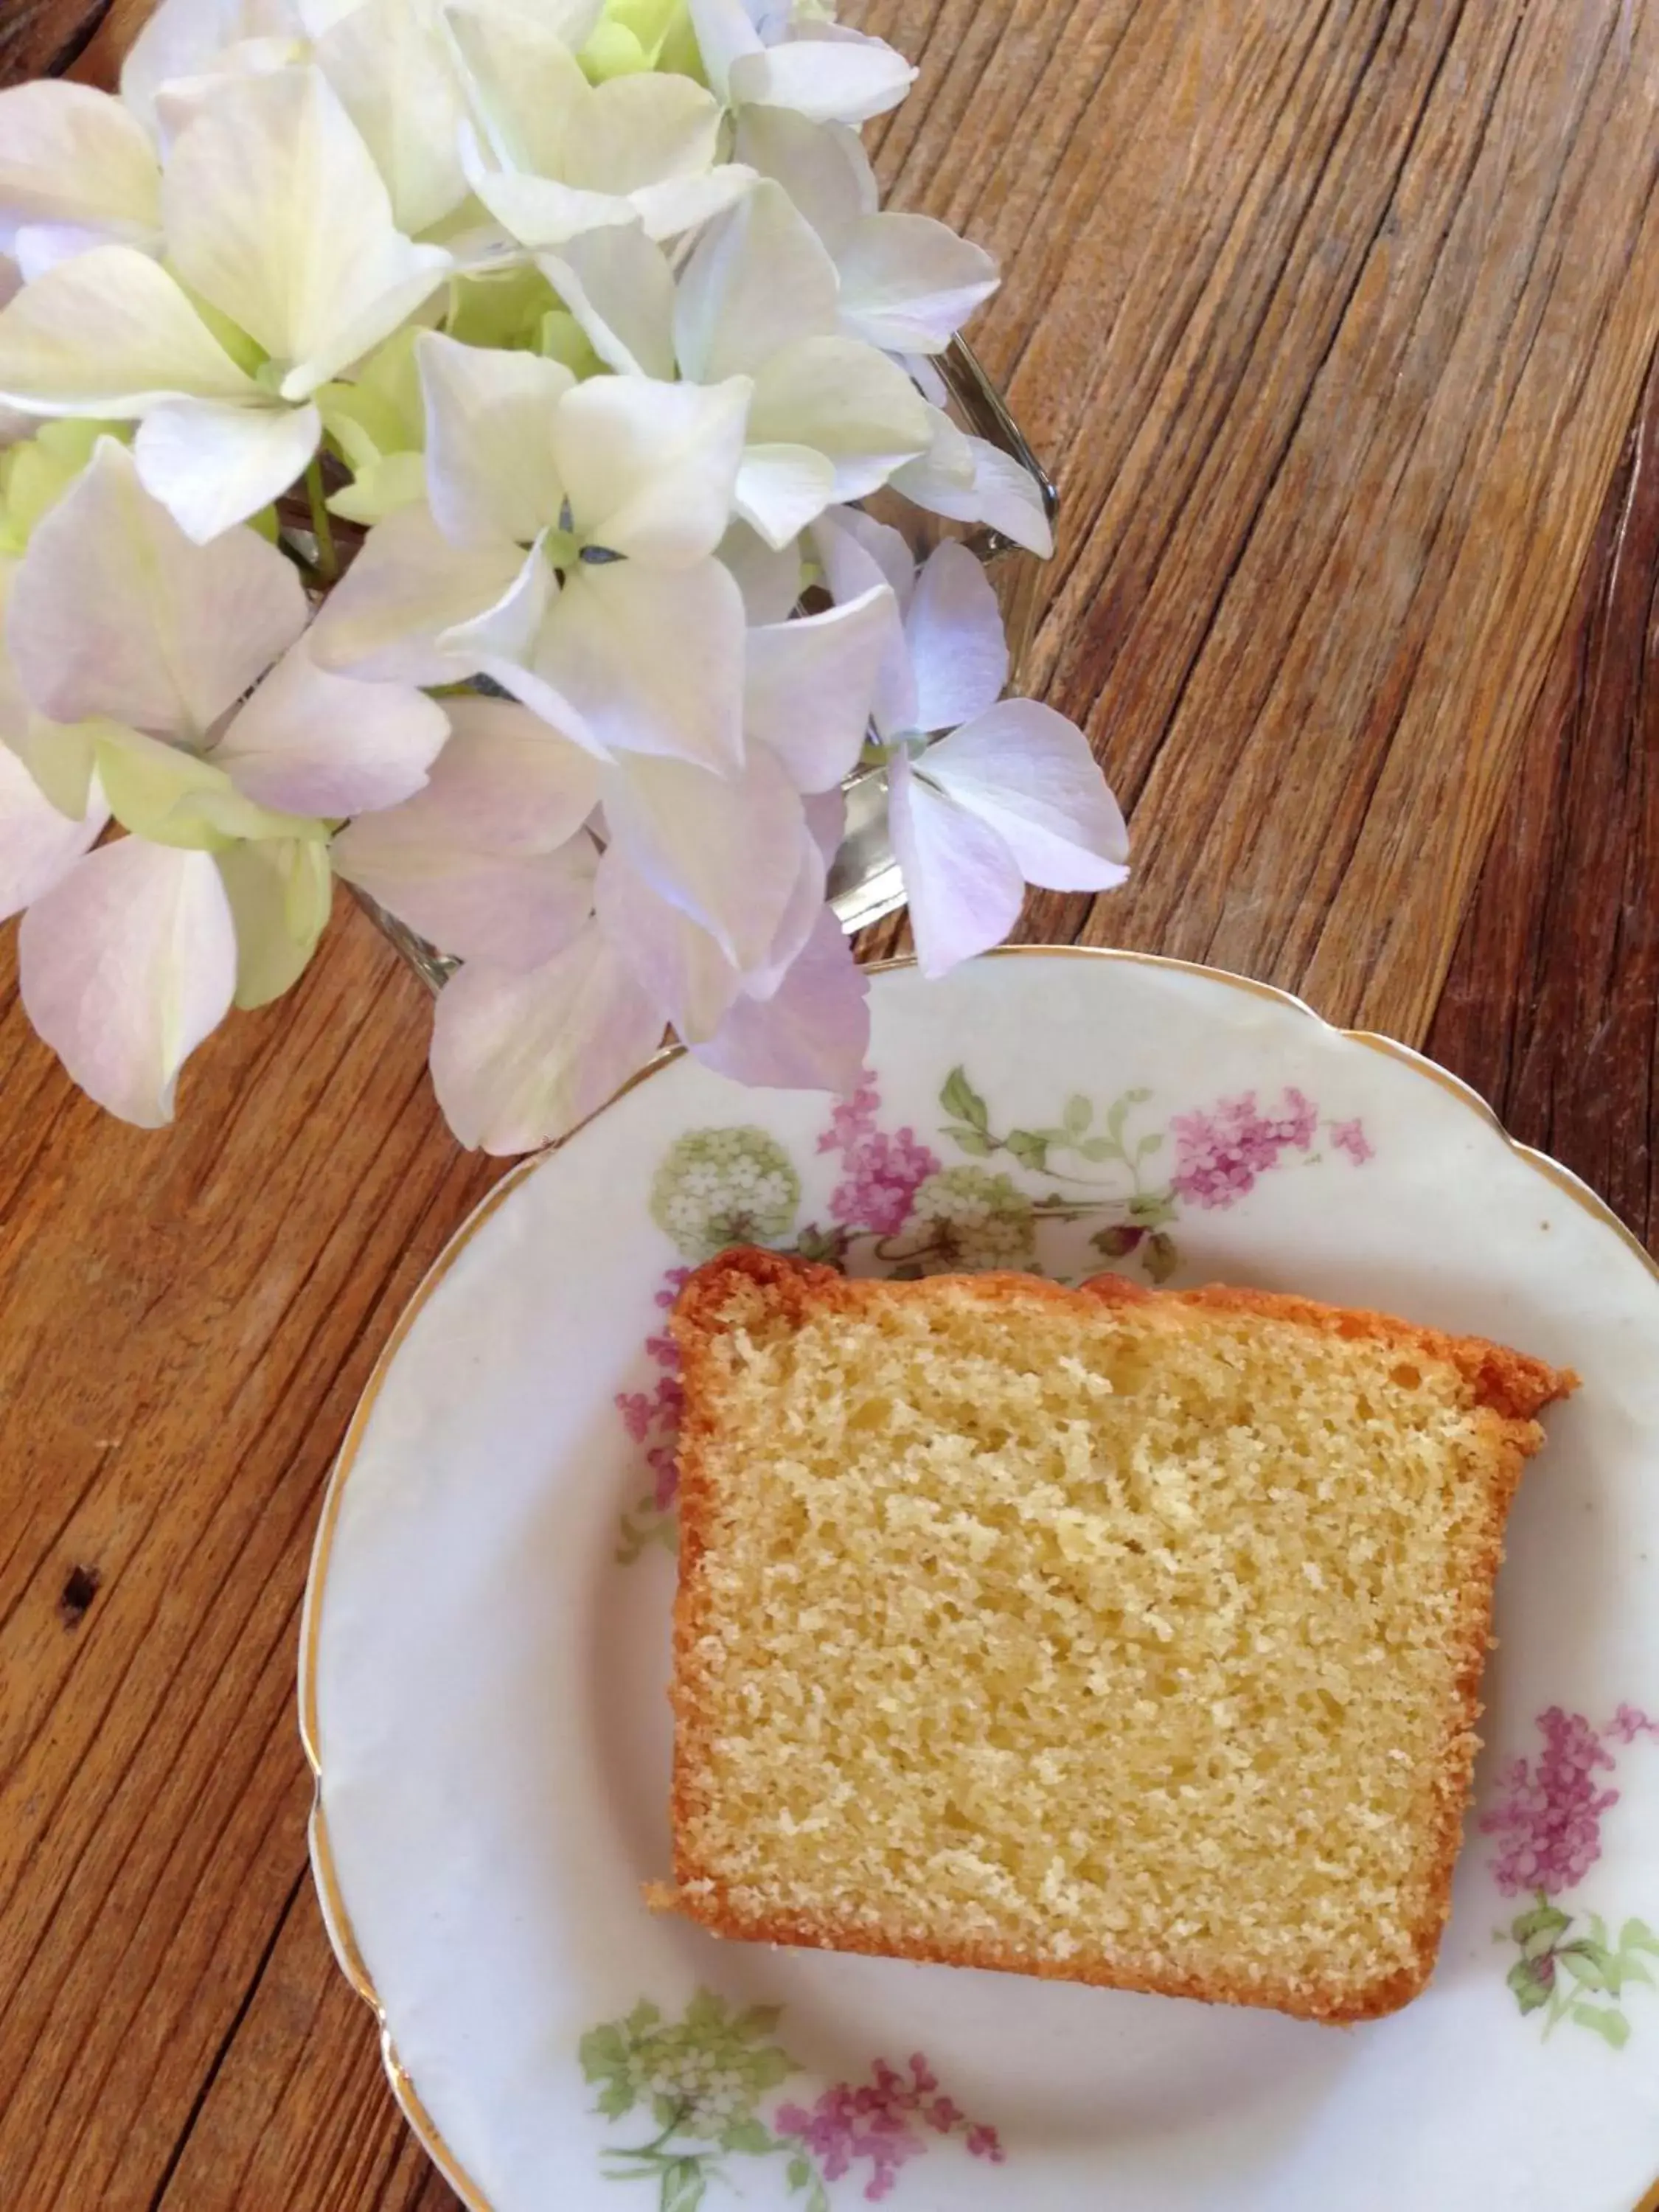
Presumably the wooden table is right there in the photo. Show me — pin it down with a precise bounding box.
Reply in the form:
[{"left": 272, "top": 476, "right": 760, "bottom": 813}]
[{"left": 2, "top": 4, "right": 1656, "bottom": 2207}]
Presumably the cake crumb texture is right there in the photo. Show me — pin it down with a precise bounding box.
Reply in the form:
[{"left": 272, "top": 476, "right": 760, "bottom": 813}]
[{"left": 665, "top": 1250, "right": 1575, "bottom": 2023}]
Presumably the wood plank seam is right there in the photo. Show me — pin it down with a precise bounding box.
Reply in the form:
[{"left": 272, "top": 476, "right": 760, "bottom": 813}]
[
  {"left": 1, "top": 1579, "right": 307, "bottom": 2157},
  {"left": 1299, "top": 15, "right": 1659, "bottom": 1026},
  {"left": 1026, "top": 0, "right": 1456, "bottom": 746},
  {"left": 0, "top": 1145, "right": 501, "bottom": 2193},
  {"left": 1043, "top": 0, "right": 1517, "bottom": 734},
  {"left": 142, "top": 1864, "right": 313, "bottom": 2212},
  {"left": 1099, "top": 0, "right": 1479, "bottom": 842},
  {"left": 68, "top": 1696, "right": 309, "bottom": 2207}
]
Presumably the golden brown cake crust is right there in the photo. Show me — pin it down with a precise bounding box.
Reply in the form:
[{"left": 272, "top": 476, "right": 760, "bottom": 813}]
[{"left": 664, "top": 1248, "right": 1577, "bottom": 2025}]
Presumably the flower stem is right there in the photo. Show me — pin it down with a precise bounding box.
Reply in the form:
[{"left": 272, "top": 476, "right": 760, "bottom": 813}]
[
  {"left": 872, "top": 1235, "right": 944, "bottom": 1264},
  {"left": 306, "top": 458, "right": 339, "bottom": 583}
]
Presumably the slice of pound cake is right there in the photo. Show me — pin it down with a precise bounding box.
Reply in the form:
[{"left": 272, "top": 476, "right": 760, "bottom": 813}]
[{"left": 658, "top": 1248, "right": 1576, "bottom": 2024}]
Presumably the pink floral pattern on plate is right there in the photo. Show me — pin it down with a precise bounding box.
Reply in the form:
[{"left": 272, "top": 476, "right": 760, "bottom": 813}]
[
  {"left": 1169, "top": 1086, "right": 1317, "bottom": 1206},
  {"left": 777, "top": 2053, "right": 1004, "bottom": 2200},
  {"left": 1166, "top": 1088, "right": 1375, "bottom": 1203},
  {"left": 611, "top": 1066, "right": 1373, "bottom": 1558},
  {"left": 818, "top": 1077, "right": 940, "bottom": 1237},
  {"left": 581, "top": 1992, "right": 1001, "bottom": 2210},
  {"left": 614, "top": 1269, "right": 689, "bottom": 1565},
  {"left": 605, "top": 1073, "right": 1659, "bottom": 2063},
  {"left": 1484, "top": 1706, "right": 1659, "bottom": 2045}
]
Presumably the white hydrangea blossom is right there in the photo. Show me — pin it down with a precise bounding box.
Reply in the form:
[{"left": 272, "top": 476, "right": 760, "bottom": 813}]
[
  {"left": 648, "top": 1126, "right": 801, "bottom": 1258},
  {"left": 0, "top": 0, "right": 1129, "bottom": 1154},
  {"left": 903, "top": 1166, "right": 1037, "bottom": 1272}
]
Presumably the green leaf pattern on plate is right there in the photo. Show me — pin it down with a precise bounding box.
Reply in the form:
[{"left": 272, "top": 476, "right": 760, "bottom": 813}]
[
  {"left": 619, "top": 1065, "right": 1374, "bottom": 1557},
  {"left": 584, "top": 1994, "right": 1002, "bottom": 2206},
  {"left": 618, "top": 1083, "right": 1659, "bottom": 2052},
  {"left": 602, "top": 1072, "right": 1659, "bottom": 2067},
  {"left": 1486, "top": 1707, "right": 1659, "bottom": 2046}
]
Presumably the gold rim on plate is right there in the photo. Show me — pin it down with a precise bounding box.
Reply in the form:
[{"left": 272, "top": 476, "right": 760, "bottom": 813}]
[{"left": 297, "top": 946, "right": 1659, "bottom": 2212}]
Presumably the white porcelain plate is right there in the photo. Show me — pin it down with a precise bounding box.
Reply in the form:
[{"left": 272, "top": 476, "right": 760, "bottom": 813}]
[{"left": 302, "top": 953, "right": 1659, "bottom": 2212}]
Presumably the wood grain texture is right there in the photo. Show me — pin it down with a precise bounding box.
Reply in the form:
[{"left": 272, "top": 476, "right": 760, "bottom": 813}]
[
  {"left": 861, "top": 0, "right": 1659, "bottom": 1041},
  {"left": 0, "top": 2, "right": 1655, "bottom": 2208},
  {"left": 0, "top": 922, "right": 500, "bottom": 2212},
  {"left": 1427, "top": 342, "right": 1659, "bottom": 1253},
  {"left": 0, "top": 0, "right": 114, "bottom": 79}
]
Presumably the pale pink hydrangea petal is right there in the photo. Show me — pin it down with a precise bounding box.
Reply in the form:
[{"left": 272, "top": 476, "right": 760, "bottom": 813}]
[
  {"left": 133, "top": 394, "right": 323, "bottom": 543},
  {"left": 901, "top": 539, "right": 1007, "bottom": 734},
  {"left": 160, "top": 66, "right": 450, "bottom": 397},
  {"left": 332, "top": 696, "right": 601, "bottom": 970},
  {"left": 600, "top": 745, "right": 803, "bottom": 970},
  {"left": 729, "top": 35, "right": 915, "bottom": 126},
  {"left": 592, "top": 838, "right": 744, "bottom": 1044},
  {"left": 917, "top": 699, "right": 1129, "bottom": 893},
  {"left": 214, "top": 638, "right": 449, "bottom": 817},
  {"left": 8, "top": 437, "right": 306, "bottom": 736},
  {"left": 429, "top": 917, "right": 662, "bottom": 1154},
  {"left": 0, "top": 80, "right": 161, "bottom": 260},
  {"left": 742, "top": 581, "right": 891, "bottom": 794},
  {"left": 0, "top": 741, "right": 108, "bottom": 919},
  {"left": 120, "top": 0, "right": 306, "bottom": 142},
  {"left": 417, "top": 330, "right": 574, "bottom": 552},
  {"left": 691, "top": 904, "right": 869, "bottom": 1093},
  {"left": 536, "top": 557, "right": 745, "bottom": 770},
  {"left": 18, "top": 835, "right": 237, "bottom": 1124},
  {"left": 886, "top": 744, "right": 1024, "bottom": 978},
  {"left": 833, "top": 210, "right": 998, "bottom": 355},
  {"left": 731, "top": 107, "right": 874, "bottom": 257}
]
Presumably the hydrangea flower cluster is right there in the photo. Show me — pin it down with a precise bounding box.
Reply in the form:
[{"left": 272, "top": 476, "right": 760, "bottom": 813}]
[
  {"left": 613, "top": 1261, "right": 690, "bottom": 1557},
  {"left": 582, "top": 1992, "right": 1007, "bottom": 2206},
  {"left": 0, "top": 0, "right": 1130, "bottom": 1152},
  {"left": 900, "top": 1162, "right": 1036, "bottom": 1271},
  {"left": 1329, "top": 1117, "right": 1374, "bottom": 1164},
  {"left": 817, "top": 1072, "right": 939, "bottom": 1234},
  {"left": 580, "top": 1991, "right": 793, "bottom": 2143},
  {"left": 776, "top": 2052, "right": 1004, "bottom": 2202},
  {"left": 1482, "top": 1705, "right": 1657, "bottom": 1898},
  {"left": 1169, "top": 1087, "right": 1318, "bottom": 1209},
  {"left": 648, "top": 1124, "right": 800, "bottom": 1258}
]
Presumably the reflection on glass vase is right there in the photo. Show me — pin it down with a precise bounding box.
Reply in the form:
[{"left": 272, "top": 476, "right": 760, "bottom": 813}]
[{"left": 356, "top": 333, "right": 1059, "bottom": 992}]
